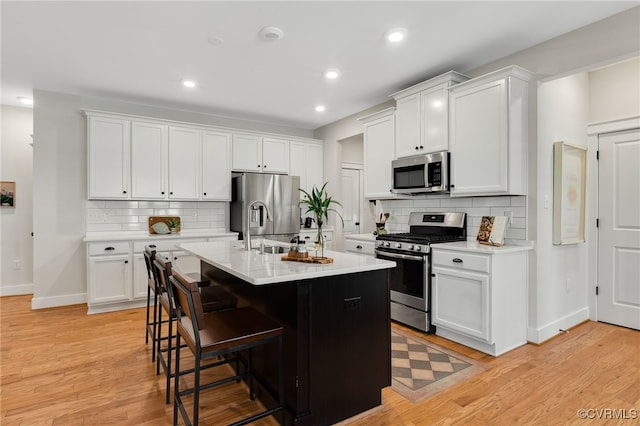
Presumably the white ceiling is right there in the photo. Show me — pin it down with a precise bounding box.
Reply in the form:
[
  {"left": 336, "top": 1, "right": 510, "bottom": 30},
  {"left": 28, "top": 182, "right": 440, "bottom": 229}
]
[{"left": 1, "top": 1, "right": 636, "bottom": 130}]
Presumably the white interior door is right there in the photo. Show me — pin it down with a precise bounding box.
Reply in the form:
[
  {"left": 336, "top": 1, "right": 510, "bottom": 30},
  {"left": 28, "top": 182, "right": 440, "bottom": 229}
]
[
  {"left": 597, "top": 129, "right": 640, "bottom": 330},
  {"left": 341, "top": 168, "right": 361, "bottom": 235}
]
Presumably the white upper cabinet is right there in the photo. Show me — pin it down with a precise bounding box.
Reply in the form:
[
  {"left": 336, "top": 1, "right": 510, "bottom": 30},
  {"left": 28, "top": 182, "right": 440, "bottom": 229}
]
[
  {"left": 231, "top": 134, "right": 262, "bottom": 172},
  {"left": 202, "top": 131, "right": 232, "bottom": 200},
  {"left": 449, "top": 66, "right": 531, "bottom": 197},
  {"left": 359, "top": 108, "right": 396, "bottom": 199},
  {"left": 262, "top": 138, "right": 290, "bottom": 174},
  {"left": 232, "top": 135, "right": 289, "bottom": 174},
  {"left": 131, "top": 121, "right": 168, "bottom": 199},
  {"left": 168, "top": 126, "right": 200, "bottom": 200},
  {"left": 86, "top": 110, "right": 316, "bottom": 202},
  {"left": 392, "top": 71, "right": 469, "bottom": 158},
  {"left": 88, "top": 116, "right": 130, "bottom": 199},
  {"left": 290, "top": 141, "right": 323, "bottom": 197}
]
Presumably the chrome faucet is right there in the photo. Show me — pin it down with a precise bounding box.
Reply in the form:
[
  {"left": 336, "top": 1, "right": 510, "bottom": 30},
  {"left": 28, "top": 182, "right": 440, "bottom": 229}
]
[{"left": 245, "top": 200, "right": 271, "bottom": 251}]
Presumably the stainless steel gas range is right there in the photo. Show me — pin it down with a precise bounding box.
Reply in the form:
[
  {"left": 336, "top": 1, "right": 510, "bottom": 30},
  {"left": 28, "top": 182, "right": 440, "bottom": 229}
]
[{"left": 375, "top": 212, "right": 466, "bottom": 333}]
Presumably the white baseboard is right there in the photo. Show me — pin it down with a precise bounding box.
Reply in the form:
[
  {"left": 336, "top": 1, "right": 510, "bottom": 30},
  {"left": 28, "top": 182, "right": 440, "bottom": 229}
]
[
  {"left": 527, "top": 307, "right": 590, "bottom": 344},
  {"left": 31, "top": 293, "right": 87, "bottom": 310},
  {"left": 0, "top": 283, "right": 34, "bottom": 296}
]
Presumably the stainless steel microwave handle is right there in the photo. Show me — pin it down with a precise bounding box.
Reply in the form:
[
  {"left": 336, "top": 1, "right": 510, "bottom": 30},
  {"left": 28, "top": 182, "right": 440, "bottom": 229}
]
[{"left": 375, "top": 249, "right": 425, "bottom": 262}]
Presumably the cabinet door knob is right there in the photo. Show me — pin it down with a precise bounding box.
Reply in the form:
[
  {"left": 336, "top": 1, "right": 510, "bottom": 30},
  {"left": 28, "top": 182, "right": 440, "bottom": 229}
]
[
  {"left": 169, "top": 192, "right": 173, "bottom": 195},
  {"left": 450, "top": 184, "right": 455, "bottom": 188},
  {"left": 123, "top": 190, "right": 127, "bottom": 194},
  {"left": 124, "top": 260, "right": 129, "bottom": 264},
  {"left": 452, "top": 258, "right": 463, "bottom": 263},
  {"left": 419, "top": 145, "right": 424, "bottom": 149},
  {"left": 264, "top": 165, "right": 267, "bottom": 168},
  {"left": 203, "top": 192, "right": 207, "bottom": 196},
  {"left": 161, "top": 191, "right": 165, "bottom": 195},
  {"left": 258, "top": 165, "right": 261, "bottom": 168},
  {"left": 415, "top": 146, "right": 419, "bottom": 150}
]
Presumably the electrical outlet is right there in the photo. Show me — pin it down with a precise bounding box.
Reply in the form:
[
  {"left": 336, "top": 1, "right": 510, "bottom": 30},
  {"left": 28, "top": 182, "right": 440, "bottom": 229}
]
[
  {"left": 87, "top": 212, "right": 107, "bottom": 222},
  {"left": 13, "top": 260, "right": 21, "bottom": 270}
]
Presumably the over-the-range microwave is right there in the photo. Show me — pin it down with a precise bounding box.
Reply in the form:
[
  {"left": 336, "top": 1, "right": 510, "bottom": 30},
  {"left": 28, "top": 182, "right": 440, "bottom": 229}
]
[{"left": 391, "top": 151, "right": 450, "bottom": 194}]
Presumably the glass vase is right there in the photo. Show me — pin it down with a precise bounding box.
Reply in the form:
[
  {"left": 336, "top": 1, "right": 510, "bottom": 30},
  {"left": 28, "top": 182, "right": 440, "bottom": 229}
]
[{"left": 314, "top": 224, "right": 325, "bottom": 259}]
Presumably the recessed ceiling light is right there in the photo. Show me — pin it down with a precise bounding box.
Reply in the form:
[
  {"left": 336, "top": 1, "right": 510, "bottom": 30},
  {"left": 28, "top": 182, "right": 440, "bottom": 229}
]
[
  {"left": 324, "top": 69, "right": 340, "bottom": 80},
  {"left": 259, "top": 26, "right": 284, "bottom": 41},
  {"left": 17, "top": 96, "right": 33, "bottom": 105},
  {"left": 182, "top": 79, "right": 198, "bottom": 88},
  {"left": 315, "top": 105, "right": 326, "bottom": 112},
  {"left": 386, "top": 28, "right": 406, "bottom": 43}
]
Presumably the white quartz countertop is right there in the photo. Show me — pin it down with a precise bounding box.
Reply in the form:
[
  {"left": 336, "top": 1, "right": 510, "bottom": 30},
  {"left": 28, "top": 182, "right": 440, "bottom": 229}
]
[
  {"left": 84, "top": 230, "right": 238, "bottom": 242},
  {"left": 432, "top": 240, "right": 534, "bottom": 254},
  {"left": 344, "top": 234, "right": 377, "bottom": 242},
  {"left": 179, "top": 239, "right": 395, "bottom": 285}
]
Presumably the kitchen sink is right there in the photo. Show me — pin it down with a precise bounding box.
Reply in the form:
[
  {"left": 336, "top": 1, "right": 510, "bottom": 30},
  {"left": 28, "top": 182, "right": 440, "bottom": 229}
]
[{"left": 262, "top": 245, "right": 286, "bottom": 254}]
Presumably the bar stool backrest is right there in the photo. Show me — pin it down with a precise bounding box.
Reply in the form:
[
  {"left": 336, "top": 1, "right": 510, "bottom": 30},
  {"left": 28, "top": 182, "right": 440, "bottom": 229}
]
[
  {"left": 170, "top": 271, "right": 206, "bottom": 334},
  {"left": 143, "top": 245, "right": 157, "bottom": 287}
]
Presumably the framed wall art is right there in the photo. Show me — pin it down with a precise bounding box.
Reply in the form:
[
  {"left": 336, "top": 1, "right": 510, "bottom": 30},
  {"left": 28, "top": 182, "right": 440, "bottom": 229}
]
[
  {"left": 553, "top": 142, "right": 587, "bottom": 244},
  {"left": 1, "top": 181, "right": 16, "bottom": 207}
]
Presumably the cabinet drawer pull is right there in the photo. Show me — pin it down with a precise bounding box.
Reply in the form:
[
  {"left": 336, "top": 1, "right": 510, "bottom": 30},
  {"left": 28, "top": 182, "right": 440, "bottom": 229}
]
[
  {"left": 104, "top": 247, "right": 115, "bottom": 251},
  {"left": 149, "top": 244, "right": 156, "bottom": 248},
  {"left": 452, "top": 258, "right": 463, "bottom": 263},
  {"left": 356, "top": 245, "right": 363, "bottom": 249},
  {"left": 304, "top": 236, "right": 310, "bottom": 239}
]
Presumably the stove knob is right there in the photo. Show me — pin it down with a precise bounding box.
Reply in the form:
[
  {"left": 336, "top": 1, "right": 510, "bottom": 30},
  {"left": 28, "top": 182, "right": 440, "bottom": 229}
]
[
  {"left": 408, "top": 244, "right": 415, "bottom": 250},
  {"left": 415, "top": 246, "right": 421, "bottom": 252},
  {"left": 385, "top": 242, "right": 391, "bottom": 247},
  {"left": 395, "top": 243, "right": 402, "bottom": 249}
]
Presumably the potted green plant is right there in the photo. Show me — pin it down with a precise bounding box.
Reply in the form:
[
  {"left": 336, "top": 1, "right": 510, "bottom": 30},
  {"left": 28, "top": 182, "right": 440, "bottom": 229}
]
[
  {"left": 299, "top": 182, "right": 343, "bottom": 259},
  {"left": 167, "top": 218, "right": 180, "bottom": 234}
]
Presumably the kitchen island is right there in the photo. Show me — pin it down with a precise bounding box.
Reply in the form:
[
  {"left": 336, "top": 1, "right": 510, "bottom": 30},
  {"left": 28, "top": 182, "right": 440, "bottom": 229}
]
[{"left": 179, "top": 240, "right": 395, "bottom": 425}]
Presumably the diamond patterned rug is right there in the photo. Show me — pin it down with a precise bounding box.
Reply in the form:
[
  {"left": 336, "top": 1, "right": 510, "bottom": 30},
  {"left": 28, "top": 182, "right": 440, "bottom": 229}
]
[{"left": 391, "top": 328, "right": 489, "bottom": 403}]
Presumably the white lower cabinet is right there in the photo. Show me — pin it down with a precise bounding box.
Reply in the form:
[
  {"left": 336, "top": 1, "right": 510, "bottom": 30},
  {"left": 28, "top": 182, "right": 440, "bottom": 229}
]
[
  {"left": 343, "top": 238, "right": 375, "bottom": 256},
  {"left": 432, "top": 245, "right": 529, "bottom": 356},
  {"left": 87, "top": 236, "right": 233, "bottom": 314},
  {"left": 87, "top": 242, "right": 133, "bottom": 307}
]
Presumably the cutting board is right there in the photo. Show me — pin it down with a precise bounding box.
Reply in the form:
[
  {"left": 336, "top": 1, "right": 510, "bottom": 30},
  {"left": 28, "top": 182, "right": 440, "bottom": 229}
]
[
  {"left": 148, "top": 216, "right": 181, "bottom": 234},
  {"left": 281, "top": 255, "right": 334, "bottom": 264}
]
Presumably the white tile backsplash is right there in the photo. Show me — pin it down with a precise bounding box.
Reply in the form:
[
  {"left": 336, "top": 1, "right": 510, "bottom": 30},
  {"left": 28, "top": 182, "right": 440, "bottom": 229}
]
[
  {"left": 378, "top": 195, "right": 528, "bottom": 241},
  {"left": 85, "top": 200, "right": 228, "bottom": 232}
]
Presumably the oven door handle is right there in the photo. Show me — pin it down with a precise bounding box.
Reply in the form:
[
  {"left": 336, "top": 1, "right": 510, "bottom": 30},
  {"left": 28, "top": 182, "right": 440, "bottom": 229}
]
[{"left": 375, "top": 249, "right": 425, "bottom": 262}]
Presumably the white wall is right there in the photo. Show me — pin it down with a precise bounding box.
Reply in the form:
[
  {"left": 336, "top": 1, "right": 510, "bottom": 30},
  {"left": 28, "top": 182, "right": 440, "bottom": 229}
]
[
  {"left": 534, "top": 73, "right": 591, "bottom": 342},
  {"left": 31, "top": 90, "right": 313, "bottom": 309},
  {"left": 589, "top": 57, "right": 640, "bottom": 123},
  {"left": 1, "top": 106, "right": 34, "bottom": 295},
  {"left": 315, "top": 7, "right": 639, "bottom": 343}
]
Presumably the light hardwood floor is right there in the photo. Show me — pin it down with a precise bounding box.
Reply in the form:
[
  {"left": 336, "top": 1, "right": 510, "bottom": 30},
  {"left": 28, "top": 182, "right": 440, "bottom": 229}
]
[{"left": 1, "top": 295, "right": 638, "bottom": 425}]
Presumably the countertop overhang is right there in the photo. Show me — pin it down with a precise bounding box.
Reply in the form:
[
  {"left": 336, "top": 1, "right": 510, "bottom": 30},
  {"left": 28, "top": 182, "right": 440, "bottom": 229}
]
[
  {"left": 83, "top": 230, "right": 238, "bottom": 242},
  {"left": 179, "top": 239, "right": 396, "bottom": 285}
]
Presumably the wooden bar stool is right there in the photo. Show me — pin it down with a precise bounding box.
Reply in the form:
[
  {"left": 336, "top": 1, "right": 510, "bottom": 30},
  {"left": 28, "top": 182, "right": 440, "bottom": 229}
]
[
  {"left": 153, "top": 255, "right": 238, "bottom": 404},
  {"left": 170, "top": 271, "right": 286, "bottom": 426}
]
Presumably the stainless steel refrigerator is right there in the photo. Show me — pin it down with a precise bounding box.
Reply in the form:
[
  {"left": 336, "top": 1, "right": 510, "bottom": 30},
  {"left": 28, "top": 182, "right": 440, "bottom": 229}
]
[{"left": 230, "top": 173, "right": 300, "bottom": 243}]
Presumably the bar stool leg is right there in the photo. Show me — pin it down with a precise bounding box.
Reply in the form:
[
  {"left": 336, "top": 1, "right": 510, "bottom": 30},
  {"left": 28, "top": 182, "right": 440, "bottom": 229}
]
[
  {"left": 193, "top": 351, "right": 201, "bottom": 426},
  {"left": 156, "top": 306, "right": 163, "bottom": 376},
  {"left": 165, "top": 306, "right": 173, "bottom": 404},
  {"left": 279, "top": 335, "right": 285, "bottom": 425},
  {"left": 173, "top": 332, "right": 181, "bottom": 426},
  {"left": 248, "top": 348, "right": 255, "bottom": 400}
]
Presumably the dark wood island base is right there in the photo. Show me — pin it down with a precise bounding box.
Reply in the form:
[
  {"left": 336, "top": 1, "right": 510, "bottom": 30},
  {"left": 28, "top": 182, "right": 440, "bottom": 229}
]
[{"left": 202, "top": 262, "right": 391, "bottom": 425}]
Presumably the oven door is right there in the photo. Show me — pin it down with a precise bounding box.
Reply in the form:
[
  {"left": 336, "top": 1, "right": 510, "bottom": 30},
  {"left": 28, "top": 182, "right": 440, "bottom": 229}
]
[{"left": 374, "top": 249, "right": 428, "bottom": 311}]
